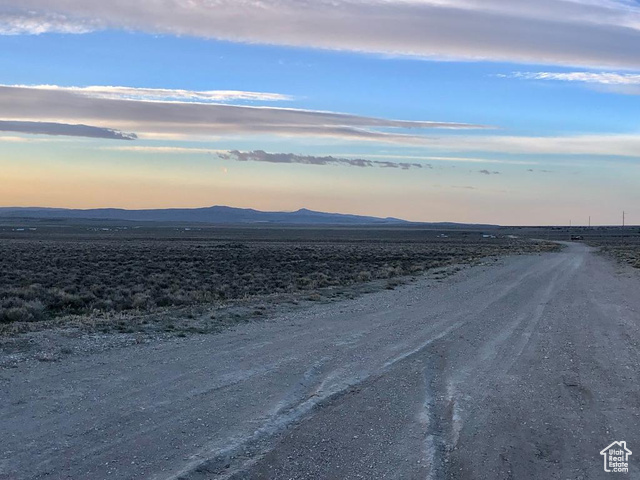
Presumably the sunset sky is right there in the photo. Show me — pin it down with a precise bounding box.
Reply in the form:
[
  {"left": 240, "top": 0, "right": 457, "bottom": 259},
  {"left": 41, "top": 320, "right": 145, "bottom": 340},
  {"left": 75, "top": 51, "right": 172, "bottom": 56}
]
[{"left": 1, "top": 0, "right": 640, "bottom": 225}]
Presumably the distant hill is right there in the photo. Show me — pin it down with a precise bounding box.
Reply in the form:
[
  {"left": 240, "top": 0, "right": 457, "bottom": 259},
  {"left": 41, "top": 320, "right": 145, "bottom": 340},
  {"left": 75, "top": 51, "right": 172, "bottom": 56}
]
[
  {"left": 0, "top": 206, "right": 498, "bottom": 227},
  {"left": 0, "top": 206, "right": 414, "bottom": 225}
]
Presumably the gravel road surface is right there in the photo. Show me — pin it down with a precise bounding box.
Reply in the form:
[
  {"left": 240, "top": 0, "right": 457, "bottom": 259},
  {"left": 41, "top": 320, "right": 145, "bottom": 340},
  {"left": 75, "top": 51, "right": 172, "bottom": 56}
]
[{"left": 2, "top": 243, "right": 639, "bottom": 479}]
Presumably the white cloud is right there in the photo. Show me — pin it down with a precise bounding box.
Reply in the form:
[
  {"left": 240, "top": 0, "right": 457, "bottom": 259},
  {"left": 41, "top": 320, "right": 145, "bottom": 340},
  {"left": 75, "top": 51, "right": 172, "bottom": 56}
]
[
  {"left": 1, "top": 85, "right": 293, "bottom": 103},
  {"left": 510, "top": 71, "right": 640, "bottom": 85},
  {"left": 0, "top": 84, "right": 486, "bottom": 142},
  {"left": 4, "top": 85, "right": 639, "bottom": 157},
  {"left": 0, "top": 10, "right": 94, "bottom": 35},
  {"left": 2, "top": 0, "right": 640, "bottom": 68},
  {"left": 505, "top": 71, "right": 640, "bottom": 94}
]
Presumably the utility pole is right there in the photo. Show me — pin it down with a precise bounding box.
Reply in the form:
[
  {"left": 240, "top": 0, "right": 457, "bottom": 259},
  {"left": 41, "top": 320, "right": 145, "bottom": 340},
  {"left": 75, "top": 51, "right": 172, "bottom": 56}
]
[
  {"left": 588, "top": 216, "right": 591, "bottom": 228},
  {"left": 623, "top": 211, "right": 626, "bottom": 228}
]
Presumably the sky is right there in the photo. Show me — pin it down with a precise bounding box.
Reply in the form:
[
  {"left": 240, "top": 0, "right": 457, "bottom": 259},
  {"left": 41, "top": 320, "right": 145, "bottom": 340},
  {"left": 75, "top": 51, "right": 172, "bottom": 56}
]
[{"left": 1, "top": 1, "right": 640, "bottom": 225}]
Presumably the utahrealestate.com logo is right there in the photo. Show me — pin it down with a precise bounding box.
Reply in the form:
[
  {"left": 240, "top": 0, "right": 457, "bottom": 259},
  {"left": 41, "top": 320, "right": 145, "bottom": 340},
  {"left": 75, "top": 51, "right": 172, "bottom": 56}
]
[{"left": 600, "top": 441, "right": 632, "bottom": 473}]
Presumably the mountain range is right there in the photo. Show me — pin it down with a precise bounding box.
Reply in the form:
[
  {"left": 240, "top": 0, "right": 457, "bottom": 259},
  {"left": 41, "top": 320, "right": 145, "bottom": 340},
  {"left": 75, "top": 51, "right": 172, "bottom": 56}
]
[
  {"left": 0, "top": 206, "right": 412, "bottom": 225},
  {"left": 0, "top": 206, "right": 496, "bottom": 227}
]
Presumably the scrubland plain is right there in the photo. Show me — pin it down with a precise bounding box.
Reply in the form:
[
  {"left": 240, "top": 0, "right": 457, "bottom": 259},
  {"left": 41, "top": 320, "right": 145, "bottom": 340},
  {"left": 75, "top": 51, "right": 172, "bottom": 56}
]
[{"left": 0, "top": 223, "right": 559, "bottom": 334}]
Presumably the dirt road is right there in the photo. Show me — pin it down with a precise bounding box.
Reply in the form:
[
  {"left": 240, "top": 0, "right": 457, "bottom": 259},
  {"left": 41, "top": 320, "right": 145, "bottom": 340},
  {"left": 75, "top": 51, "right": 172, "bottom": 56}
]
[{"left": 2, "top": 243, "right": 639, "bottom": 479}]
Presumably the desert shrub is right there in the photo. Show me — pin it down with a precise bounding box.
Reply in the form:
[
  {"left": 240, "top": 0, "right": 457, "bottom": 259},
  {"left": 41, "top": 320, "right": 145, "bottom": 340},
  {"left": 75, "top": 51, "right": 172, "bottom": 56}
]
[
  {"left": 0, "top": 299, "right": 45, "bottom": 323},
  {"left": 356, "top": 270, "right": 372, "bottom": 282}
]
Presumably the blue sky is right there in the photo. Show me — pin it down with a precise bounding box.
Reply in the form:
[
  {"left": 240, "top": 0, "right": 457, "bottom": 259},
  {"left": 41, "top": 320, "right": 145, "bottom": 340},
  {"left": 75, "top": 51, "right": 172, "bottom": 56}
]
[{"left": 1, "top": 1, "right": 640, "bottom": 225}]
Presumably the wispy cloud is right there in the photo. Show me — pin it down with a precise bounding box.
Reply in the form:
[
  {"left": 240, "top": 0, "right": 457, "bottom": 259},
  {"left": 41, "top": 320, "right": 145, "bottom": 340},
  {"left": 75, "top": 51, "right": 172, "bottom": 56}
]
[
  {"left": 0, "top": 84, "right": 486, "bottom": 142},
  {"left": 218, "top": 150, "right": 427, "bottom": 169},
  {"left": 421, "top": 133, "right": 640, "bottom": 157},
  {"left": 0, "top": 135, "right": 41, "bottom": 143},
  {"left": 478, "top": 169, "right": 500, "bottom": 175},
  {"left": 1, "top": 84, "right": 293, "bottom": 103},
  {"left": 2, "top": 0, "right": 640, "bottom": 68},
  {"left": 106, "top": 147, "right": 543, "bottom": 166},
  {"left": 334, "top": 154, "right": 539, "bottom": 166},
  {"left": 335, "top": 133, "right": 640, "bottom": 157},
  {"left": 5, "top": 85, "right": 640, "bottom": 157},
  {"left": 106, "top": 146, "right": 427, "bottom": 169},
  {"left": 504, "top": 71, "right": 640, "bottom": 94},
  {"left": 508, "top": 71, "right": 640, "bottom": 85},
  {"left": 106, "top": 146, "right": 218, "bottom": 155},
  {"left": 0, "top": 120, "right": 136, "bottom": 140}
]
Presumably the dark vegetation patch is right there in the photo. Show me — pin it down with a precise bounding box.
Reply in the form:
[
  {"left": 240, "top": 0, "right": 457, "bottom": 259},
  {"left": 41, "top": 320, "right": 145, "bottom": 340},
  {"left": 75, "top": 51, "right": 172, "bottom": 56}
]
[
  {"left": 585, "top": 234, "right": 640, "bottom": 269},
  {"left": 0, "top": 224, "right": 560, "bottom": 334}
]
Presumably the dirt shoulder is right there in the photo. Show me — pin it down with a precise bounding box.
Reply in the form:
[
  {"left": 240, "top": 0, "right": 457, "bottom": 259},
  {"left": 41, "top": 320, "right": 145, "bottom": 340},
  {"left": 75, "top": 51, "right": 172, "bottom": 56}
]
[
  {"left": 0, "top": 259, "right": 483, "bottom": 367},
  {"left": 0, "top": 242, "right": 559, "bottom": 368}
]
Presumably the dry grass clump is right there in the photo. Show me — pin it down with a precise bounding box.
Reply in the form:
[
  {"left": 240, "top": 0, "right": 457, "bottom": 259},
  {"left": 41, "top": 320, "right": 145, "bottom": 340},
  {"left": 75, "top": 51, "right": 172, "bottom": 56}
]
[{"left": 587, "top": 236, "right": 640, "bottom": 269}]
